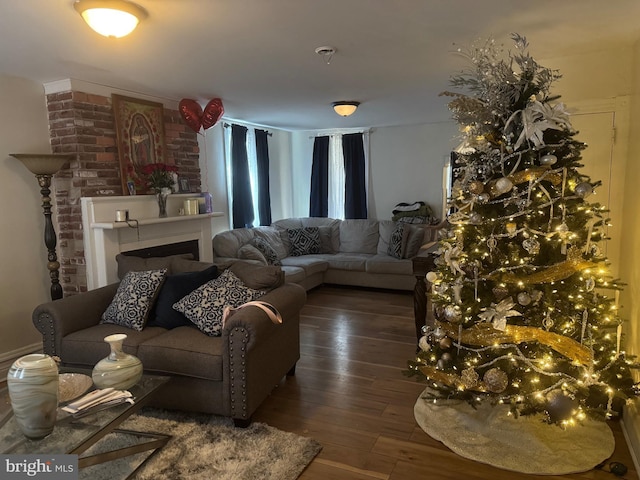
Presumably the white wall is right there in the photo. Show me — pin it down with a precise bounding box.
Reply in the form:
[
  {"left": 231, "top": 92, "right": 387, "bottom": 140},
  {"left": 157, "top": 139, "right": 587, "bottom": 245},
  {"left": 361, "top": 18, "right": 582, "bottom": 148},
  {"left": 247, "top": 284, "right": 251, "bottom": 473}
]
[
  {"left": 0, "top": 75, "right": 54, "bottom": 361},
  {"left": 620, "top": 40, "right": 640, "bottom": 469}
]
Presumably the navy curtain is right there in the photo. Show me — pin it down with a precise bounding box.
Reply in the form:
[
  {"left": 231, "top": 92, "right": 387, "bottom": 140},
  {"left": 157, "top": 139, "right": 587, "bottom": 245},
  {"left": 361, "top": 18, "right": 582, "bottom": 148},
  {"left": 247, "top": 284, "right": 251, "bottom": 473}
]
[
  {"left": 343, "top": 133, "right": 367, "bottom": 219},
  {"left": 309, "top": 136, "right": 329, "bottom": 217},
  {"left": 255, "top": 129, "right": 272, "bottom": 226},
  {"left": 231, "top": 124, "right": 254, "bottom": 228}
]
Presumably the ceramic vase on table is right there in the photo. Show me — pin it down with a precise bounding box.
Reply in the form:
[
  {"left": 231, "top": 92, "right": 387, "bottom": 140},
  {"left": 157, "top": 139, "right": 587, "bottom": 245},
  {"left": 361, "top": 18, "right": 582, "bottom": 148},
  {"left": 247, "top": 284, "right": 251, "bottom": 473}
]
[
  {"left": 156, "top": 188, "right": 171, "bottom": 218},
  {"left": 92, "top": 334, "right": 143, "bottom": 390},
  {"left": 7, "top": 354, "right": 59, "bottom": 439}
]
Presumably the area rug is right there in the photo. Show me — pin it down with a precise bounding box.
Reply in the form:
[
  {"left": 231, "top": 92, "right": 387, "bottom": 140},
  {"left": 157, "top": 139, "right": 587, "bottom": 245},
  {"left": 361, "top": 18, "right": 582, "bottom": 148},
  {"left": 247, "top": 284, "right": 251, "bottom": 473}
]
[
  {"left": 414, "top": 388, "right": 614, "bottom": 475},
  {"left": 79, "top": 408, "right": 322, "bottom": 480}
]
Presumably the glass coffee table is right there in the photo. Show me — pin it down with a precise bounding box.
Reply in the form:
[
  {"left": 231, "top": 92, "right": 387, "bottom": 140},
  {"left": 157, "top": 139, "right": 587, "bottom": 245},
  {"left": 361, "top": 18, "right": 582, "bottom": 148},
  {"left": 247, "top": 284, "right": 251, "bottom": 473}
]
[{"left": 0, "top": 372, "right": 170, "bottom": 478}]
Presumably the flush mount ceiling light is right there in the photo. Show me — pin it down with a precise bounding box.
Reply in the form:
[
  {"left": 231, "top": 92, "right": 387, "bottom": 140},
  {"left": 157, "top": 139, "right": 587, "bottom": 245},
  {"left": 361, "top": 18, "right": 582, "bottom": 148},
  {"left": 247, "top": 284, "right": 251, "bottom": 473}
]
[
  {"left": 74, "top": 0, "right": 148, "bottom": 38},
  {"left": 332, "top": 101, "right": 360, "bottom": 117}
]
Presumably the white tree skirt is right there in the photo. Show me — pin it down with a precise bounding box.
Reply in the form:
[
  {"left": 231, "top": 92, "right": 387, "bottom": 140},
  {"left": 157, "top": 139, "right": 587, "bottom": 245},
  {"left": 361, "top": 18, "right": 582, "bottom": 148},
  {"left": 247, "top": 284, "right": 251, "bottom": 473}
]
[{"left": 414, "top": 388, "right": 614, "bottom": 475}]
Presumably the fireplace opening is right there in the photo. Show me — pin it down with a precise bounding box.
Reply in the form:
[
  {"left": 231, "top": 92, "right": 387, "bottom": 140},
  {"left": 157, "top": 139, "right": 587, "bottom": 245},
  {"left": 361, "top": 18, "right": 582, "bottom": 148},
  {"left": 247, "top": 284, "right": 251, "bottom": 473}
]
[{"left": 120, "top": 240, "right": 200, "bottom": 260}]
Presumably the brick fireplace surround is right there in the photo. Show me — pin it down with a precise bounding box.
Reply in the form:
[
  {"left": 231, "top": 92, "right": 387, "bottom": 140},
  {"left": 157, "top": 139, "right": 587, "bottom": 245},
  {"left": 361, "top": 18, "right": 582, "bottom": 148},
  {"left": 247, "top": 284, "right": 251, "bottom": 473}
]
[{"left": 46, "top": 90, "right": 202, "bottom": 296}]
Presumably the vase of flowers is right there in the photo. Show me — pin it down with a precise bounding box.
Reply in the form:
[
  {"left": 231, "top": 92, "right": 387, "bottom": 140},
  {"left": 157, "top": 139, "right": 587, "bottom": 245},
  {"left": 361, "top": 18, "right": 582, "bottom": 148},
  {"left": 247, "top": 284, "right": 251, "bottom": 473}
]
[{"left": 141, "top": 163, "right": 178, "bottom": 217}]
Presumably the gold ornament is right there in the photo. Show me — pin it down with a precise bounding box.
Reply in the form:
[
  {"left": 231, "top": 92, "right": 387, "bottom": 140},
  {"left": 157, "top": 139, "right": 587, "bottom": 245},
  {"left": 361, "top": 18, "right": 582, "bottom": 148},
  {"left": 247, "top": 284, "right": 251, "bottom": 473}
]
[
  {"left": 461, "top": 368, "right": 480, "bottom": 388},
  {"left": 468, "top": 180, "right": 484, "bottom": 194},
  {"left": 483, "top": 368, "right": 508, "bottom": 393}
]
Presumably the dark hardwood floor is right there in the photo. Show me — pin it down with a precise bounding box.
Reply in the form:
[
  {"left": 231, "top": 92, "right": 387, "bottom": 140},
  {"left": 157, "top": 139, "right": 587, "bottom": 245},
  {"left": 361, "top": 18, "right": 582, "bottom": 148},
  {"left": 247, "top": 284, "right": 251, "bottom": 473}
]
[{"left": 253, "top": 285, "right": 639, "bottom": 480}]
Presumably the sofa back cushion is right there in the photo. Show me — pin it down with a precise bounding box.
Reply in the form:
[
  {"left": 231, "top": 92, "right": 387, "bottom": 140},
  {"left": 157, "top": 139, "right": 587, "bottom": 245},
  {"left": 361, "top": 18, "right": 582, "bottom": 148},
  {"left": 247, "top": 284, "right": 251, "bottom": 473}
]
[
  {"left": 253, "top": 226, "right": 288, "bottom": 259},
  {"left": 116, "top": 253, "right": 193, "bottom": 280},
  {"left": 339, "top": 219, "right": 379, "bottom": 254},
  {"left": 213, "top": 228, "right": 256, "bottom": 258}
]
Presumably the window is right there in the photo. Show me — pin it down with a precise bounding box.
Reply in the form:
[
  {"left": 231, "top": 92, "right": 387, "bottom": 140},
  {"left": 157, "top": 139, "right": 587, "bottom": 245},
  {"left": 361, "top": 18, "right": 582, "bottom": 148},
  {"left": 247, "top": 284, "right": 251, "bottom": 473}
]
[
  {"left": 224, "top": 124, "right": 272, "bottom": 228},
  {"left": 310, "top": 131, "right": 369, "bottom": 219}
]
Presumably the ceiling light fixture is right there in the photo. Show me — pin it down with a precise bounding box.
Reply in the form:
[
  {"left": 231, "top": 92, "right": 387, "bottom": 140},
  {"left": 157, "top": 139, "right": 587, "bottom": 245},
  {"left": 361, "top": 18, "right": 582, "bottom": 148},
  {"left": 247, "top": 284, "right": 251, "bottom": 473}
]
[
  {"left": 74, "top": 0, "right": 148, "bottom": 38},
  {"left": 332, "top": 101, "right": 360, "bottom": 117}
]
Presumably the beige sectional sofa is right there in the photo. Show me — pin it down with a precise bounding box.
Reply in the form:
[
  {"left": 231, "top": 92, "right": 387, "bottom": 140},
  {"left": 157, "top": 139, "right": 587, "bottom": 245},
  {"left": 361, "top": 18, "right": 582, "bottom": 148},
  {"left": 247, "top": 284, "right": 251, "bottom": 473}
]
[{"left": 212, "top": 217, "right": 439, "bottom": 291}]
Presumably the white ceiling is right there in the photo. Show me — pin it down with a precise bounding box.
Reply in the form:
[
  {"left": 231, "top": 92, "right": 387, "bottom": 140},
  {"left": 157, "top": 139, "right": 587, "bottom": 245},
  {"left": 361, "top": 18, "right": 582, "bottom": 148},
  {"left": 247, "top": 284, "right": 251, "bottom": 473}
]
[{"left": 1, "top": 1, "right": 639, "bottom": 131}]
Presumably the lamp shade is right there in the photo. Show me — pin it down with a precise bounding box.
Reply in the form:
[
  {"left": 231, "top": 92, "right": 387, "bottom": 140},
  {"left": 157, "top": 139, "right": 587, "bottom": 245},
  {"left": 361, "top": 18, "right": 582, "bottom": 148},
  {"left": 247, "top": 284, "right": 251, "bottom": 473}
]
[
  {"left": 74, "top": 0, "right": 147, "bottom": 38},
  {"left": 10, "top": 154, "right": 73, "bottom": 175},
  {"left": 332, "top": 101, "right": 360, "bottom": 117}
]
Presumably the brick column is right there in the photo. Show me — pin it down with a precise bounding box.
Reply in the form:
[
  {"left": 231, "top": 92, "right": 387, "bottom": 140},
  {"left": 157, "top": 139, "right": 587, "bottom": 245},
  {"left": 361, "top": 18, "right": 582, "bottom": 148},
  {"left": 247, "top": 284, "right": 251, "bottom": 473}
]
[{"left": 46, "top": 91, "right": 201, "bottom": 295}]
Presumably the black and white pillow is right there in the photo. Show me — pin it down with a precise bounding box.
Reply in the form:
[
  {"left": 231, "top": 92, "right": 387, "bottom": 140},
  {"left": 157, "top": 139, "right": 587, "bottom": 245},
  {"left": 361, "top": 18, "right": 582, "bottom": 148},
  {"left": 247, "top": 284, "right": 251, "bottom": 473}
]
[
  {"left": 101, "top": 269, "right": 167, "bottom": 331},
  {"left": 172, "top": 269, "right": 265, "bottom": 337},
  {"left": 287, "top": 227, "right": 320, "bottom": 256},
  {"left": 387, "top": 223, "right": 404, "bottom": 259},
  {"left": 251, "top": 236, "right": 282, "bottom": 266}
]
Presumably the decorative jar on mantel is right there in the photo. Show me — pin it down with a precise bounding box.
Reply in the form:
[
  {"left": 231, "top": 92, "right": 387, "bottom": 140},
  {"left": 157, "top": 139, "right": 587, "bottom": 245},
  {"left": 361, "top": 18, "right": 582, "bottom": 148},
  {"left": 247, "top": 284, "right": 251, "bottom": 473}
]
[{"left": 7, "top": 354, "right": 59, "bottom": 439}]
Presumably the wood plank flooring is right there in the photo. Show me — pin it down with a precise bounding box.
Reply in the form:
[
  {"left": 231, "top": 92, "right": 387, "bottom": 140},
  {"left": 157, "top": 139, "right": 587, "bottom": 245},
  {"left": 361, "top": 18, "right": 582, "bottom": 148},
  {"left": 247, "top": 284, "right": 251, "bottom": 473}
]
[{"left": 252, "top": 285, "right": 639, "bottom": 480}]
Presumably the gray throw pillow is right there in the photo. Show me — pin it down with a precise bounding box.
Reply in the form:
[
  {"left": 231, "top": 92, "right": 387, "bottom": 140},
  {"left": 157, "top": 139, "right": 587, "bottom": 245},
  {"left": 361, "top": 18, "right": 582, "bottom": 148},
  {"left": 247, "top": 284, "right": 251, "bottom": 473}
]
[
  {"left": 172, "top": 270, "right": 265, "bottom": 337},
  {"left": 101, "top": 269, "right": 167, "bottom": 331},
  {"left": 251, "top": 237, "right": 282, "bottom": 265},
  {"left": 287, "top": 227, "right": 320, "bottom": 256},
  {"left": 238, "top": 244, "right": 268, "bottom": 265}
]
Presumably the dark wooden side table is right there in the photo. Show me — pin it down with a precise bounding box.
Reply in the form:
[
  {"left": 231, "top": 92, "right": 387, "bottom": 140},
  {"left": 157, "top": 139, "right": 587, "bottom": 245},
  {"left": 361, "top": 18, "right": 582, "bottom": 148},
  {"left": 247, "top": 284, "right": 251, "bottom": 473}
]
[{"left": 412, "top": 250, "right": 437, "bottom": 341}]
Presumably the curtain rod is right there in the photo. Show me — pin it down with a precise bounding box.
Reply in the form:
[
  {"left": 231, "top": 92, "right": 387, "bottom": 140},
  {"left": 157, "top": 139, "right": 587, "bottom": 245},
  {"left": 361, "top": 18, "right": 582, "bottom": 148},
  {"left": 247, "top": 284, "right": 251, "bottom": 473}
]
[{"left": 223, "top": 122, "right": 272, "bottom": 136}]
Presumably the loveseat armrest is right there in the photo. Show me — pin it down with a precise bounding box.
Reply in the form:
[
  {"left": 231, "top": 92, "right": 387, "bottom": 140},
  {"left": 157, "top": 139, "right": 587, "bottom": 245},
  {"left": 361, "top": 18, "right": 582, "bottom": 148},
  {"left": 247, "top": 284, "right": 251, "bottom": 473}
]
[
  {"left": 222, "top": 282, "right": 306, "bottom": 420},
  {"left": 32, "top": 283, "right": 120, "bottom": 357}
]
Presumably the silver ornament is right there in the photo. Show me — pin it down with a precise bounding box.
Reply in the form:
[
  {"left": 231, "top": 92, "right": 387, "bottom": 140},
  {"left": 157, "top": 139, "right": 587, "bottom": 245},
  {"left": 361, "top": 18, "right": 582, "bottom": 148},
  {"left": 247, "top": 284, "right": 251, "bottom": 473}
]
[
  {"left": 546, "top": 389, "right": 578, "bottom": 423},
  {"left": 443, "top": 304, "right": 462, "bottom": 323},
  {"left": 440, "top": 352, "right": 452, "bottom": 363},
  {"left": 540, "top": 154, "right": 557, "bottom": 165},
  {"left": 477, "top": 192, "right": 490, "bottom": 204},
  {"left": 483, "top": 368, "right": 508, "bottom": 393},
  {"left": 585, "top": 277, "right": 596, "bottom": 292},
  {"left": 522, "top": 238, "right": 540, "bottom": 255},
  {"left": 495, "top": 177, "right": 513, "bottom": 194},
  {"left": 517, "top": 292, "right": 532, "bottom": 306},
  {"left": 574, "top": 182, "right": 593, "bottom": 199},
  {"left": 468, "top": 212, "right": 482, "bottom": 225}
]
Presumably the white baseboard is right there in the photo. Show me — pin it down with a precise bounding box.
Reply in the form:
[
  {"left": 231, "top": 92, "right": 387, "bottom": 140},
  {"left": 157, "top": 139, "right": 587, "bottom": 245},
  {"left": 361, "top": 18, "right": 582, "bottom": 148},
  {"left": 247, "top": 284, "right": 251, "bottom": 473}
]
[
  {"left": 622, "top": 403, "right": 640, "bottom": 473},
  {"left": 0, "top": 343, "right": 43, "bottom": 379}
]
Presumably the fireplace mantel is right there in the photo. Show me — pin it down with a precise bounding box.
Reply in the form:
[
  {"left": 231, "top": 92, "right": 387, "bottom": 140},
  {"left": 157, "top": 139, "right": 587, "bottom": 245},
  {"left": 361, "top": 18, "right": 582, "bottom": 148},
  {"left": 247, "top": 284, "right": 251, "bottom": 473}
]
[{"left": 81, "top": 195, "right": 223, "bottom": 290}]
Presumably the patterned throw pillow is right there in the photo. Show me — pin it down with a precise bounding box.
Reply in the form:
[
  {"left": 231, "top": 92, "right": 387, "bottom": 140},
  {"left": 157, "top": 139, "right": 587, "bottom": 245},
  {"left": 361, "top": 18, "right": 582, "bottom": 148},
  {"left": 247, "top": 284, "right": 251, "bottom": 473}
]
[
  {"left": 172, "top": 269, "right": 265, "bottom": 337},
  {"left": 287, "top": 227, "right": 320, "bottom": 256},
  {"left": 387, "top": 223, "right": 404, "bottom": 259},
  {"left": 101, "top": 269, "right": 167, "bottom": 331},
  {"left": 251, "top": 237, "right": 282, "bottom": 266}
]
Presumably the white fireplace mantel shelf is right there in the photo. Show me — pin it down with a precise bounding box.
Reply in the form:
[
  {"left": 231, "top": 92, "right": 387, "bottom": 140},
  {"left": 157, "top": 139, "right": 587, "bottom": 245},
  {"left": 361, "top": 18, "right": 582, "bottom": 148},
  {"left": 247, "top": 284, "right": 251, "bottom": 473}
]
[
  {"left": 91, "top": 213, "right": 224, "bottom": 230},
  {"left": 81, "top": 196, "right": 225, "bottom": 290}
]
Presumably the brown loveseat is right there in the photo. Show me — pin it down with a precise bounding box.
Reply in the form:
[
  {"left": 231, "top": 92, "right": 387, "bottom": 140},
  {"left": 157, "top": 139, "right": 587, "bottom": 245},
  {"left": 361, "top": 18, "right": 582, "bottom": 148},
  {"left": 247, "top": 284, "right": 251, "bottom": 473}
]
[{"left": 32, "top": 257, "right": 305, "bottom": 426}]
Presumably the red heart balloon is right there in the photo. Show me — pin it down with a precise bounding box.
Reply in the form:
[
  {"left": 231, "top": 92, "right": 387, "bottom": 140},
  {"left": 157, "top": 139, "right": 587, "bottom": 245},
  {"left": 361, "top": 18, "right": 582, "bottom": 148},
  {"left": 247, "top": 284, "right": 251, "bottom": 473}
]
[
  {"left": 179, "top": 99, "right": 203, "bottom": 133},
  {"left": 202, "top": 98, "right": 224, "bottom": 130}
]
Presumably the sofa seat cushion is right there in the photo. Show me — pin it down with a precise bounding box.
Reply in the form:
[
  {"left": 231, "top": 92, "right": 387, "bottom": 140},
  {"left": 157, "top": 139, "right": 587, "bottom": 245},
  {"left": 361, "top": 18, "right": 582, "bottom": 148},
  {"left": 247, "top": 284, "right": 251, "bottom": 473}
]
[
  {"left": 366, "top": 255, "right": 413, "bottom": 275},
  {"left": 280, "top": 256, "right": 329, "bottom": 276},
  {"left": 280, "top": 265, "right": 306, "bottom": 283},
  {"left": 137, "top": 326, "right": 224, "bottom": 381},
  {"left": 324, "top": 253, "right": 370, "bottom": 271},
  {"left": 61, "top": 324, "right": 167, "bottom": 366}
]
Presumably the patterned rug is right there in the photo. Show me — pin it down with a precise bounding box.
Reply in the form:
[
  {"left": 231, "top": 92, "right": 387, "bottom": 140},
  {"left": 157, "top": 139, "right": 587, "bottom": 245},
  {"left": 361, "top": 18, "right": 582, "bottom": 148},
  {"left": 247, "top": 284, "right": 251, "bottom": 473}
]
[{"left": 79, "top": 408, "right": 321, "bottom": 480}]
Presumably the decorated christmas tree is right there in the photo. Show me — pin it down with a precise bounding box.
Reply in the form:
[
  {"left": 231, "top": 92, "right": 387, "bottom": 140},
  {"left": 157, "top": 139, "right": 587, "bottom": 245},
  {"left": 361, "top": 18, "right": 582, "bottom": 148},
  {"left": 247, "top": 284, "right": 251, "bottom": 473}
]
[{"left": 407, "top": 34, "right": 639, "bottom": 425}]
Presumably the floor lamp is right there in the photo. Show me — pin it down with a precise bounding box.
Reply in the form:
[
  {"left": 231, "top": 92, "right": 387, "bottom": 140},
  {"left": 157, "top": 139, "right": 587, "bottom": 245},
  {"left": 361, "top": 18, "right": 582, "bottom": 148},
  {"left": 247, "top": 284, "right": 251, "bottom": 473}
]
[{"left": 11, "top": 153, "right": 73, "bottom": 301}]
